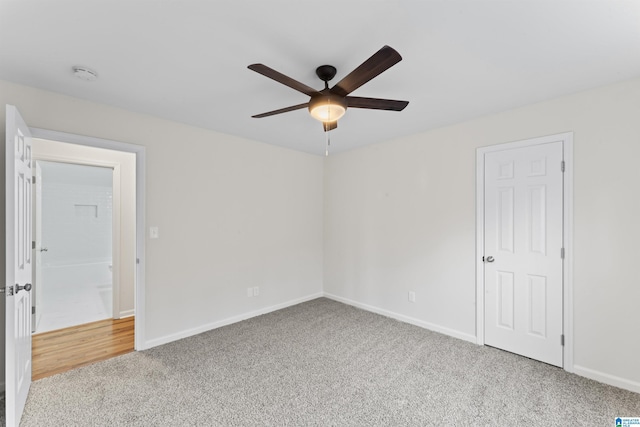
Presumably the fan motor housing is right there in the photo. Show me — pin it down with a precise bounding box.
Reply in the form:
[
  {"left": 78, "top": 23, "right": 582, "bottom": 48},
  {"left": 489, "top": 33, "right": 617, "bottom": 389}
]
[{"left": 316, "top": 65, "right": 337, "bottom": 82}]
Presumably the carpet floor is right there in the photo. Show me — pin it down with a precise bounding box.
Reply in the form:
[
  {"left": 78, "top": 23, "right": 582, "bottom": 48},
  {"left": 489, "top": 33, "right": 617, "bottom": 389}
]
[{"left": 12, "top": 298, "right": 640, "bottom": 426}]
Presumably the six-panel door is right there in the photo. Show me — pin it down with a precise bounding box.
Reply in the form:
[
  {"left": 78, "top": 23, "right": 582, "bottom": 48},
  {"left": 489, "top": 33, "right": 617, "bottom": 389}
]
[
  {"left": 6, "top": 105, "right": 34, "bottom": 426},
  {"left": 484, "top": 141, "right": 563, "bottom": 367}
]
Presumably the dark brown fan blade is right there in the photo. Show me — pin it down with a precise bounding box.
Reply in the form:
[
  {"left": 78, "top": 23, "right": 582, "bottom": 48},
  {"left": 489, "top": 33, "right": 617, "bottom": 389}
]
[
  {"left": 330, "top": 46, "right": 402, "bottom": 97},
  {"left": 346, "top": 96, "right": 409, "bottom": 111},
  {"left": 252, "top": 103, "right": 309, "bottom": 118},
  {"left": 323, "top": 121, "right": 338, "bottom": 132},
  {"left": 248, "top": 64, "right": 321, "bottom": 97}
]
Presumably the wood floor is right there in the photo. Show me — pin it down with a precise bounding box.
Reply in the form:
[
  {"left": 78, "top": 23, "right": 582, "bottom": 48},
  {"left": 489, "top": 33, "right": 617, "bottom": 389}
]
[{"left": 32, "top": 317, "right": 135, "bottom": 381}]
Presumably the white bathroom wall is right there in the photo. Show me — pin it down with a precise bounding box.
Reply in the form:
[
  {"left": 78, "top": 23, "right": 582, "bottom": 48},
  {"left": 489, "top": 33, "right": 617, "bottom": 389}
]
[
  {"left": 33, "top": 162, "right": 115, "bottom": 331},
  {"left": 40, "top": 162, "right": 113, "bottom": 267}
]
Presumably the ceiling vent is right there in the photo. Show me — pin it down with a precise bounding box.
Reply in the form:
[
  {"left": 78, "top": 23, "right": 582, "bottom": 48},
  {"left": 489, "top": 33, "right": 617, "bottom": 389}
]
[{"left": 72, "top": 66, "right": 98, "bottom": 82}]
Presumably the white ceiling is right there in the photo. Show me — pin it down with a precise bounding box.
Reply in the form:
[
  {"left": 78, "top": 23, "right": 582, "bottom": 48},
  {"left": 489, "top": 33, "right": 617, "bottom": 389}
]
[{"left": 2, "top": 1, "right": 640, "bottom": 156}]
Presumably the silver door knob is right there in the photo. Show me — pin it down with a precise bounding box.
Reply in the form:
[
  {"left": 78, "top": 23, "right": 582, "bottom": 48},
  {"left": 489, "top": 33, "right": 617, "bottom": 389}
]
[
  {"left": 485, "top": 256, "right": 495, "bottom": 263},
  {"left": 16, "top": 283, "right": 32, "bottom": 292}
]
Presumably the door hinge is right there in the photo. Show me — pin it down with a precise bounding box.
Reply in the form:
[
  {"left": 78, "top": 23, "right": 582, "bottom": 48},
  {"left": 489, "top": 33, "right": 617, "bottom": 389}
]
[
  {"left": 32, "top": 175, "right": 36, "bottom": 184},
  {"left": 561, "top": 334, "right": 565, "bottom": 346},
  {"left": 136, "top": 258, "right": 140, "bottom": 264},
  {"left": 561, "top": 161, "right": 565, "bottom": 172},
  {"left": 561, "top": 248, "right": 565, "bottom": 259},
  {"left": 32, "top": 240, "right": 36, "bottom": 250}
]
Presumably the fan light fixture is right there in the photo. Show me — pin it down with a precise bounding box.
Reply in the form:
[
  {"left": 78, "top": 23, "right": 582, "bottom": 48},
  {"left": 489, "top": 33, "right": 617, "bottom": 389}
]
[{"left": 308, "top": 95, "right": 347, "bottom": 122}]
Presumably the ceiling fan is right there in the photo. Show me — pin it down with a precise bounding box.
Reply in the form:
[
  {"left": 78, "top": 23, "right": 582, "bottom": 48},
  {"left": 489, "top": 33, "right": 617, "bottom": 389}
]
[{"left": 248, "top": 45, "right": 409, "bottom": 132}]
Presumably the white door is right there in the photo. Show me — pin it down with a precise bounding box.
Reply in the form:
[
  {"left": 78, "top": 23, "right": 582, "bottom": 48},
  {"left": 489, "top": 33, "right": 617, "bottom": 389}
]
[
  {"left": 483, "top": 141, "right": 563, "bottom": 367},
  {"left": 33, "top": 161, "right": 43, "bottom": 332},
  {"left": 5, "top": 105, "right": 34, "bottom": 426}
]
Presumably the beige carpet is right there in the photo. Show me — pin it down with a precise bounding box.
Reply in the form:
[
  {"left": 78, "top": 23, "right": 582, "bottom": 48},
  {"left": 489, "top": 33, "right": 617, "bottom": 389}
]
[{"left": 12, "top": 298, "right": 640, "bottom": 426}]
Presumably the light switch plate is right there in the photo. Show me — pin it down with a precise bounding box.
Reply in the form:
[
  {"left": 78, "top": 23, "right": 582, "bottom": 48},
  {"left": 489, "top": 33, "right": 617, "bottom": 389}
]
[{"left": 149, "top": 226, "right": 159, "bottom": 239}]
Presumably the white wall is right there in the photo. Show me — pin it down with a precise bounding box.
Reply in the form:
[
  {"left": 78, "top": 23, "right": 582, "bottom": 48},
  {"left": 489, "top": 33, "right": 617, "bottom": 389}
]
[
  {"left": 2, "top": 76, "right": 639, "bottom": 393},
  {"left": 324, "top": 76, "right": 640, "bottom": 391},
  {"left": 33, "top": 140, "right": 136, "bottom": 318},
  {"left": 41, "top": 164, "right": 113, "bottom": 266},
  {"left": 0, "top": 80, "right": 324, "bottom": 381}
]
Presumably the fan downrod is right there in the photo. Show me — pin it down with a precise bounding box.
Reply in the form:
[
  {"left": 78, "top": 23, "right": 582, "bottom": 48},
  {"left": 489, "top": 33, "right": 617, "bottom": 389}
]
[{"left": 316, "top": 65, "right": 337, "bottom": 83}]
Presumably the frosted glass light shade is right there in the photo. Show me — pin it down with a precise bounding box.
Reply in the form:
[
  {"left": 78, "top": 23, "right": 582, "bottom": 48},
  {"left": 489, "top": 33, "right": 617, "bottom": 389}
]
[
  {"left": 309, "top": 104, "right": 346, "bottom": 122},
  {"left": 308, "top": 95, "right": 347, "bottom": 122}
]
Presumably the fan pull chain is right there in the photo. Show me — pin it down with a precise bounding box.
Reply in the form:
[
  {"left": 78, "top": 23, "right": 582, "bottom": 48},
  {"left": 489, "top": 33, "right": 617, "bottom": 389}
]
[
  {"left": 325, "top": 97, "right": 332, "bottom": 156},
  {"left": 325, "top": 130, "right": 330, "bottom": 157}
]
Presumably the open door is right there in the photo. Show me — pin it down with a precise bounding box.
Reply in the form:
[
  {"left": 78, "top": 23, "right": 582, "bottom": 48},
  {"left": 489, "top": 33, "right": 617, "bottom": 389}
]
[{"left": 5, "top": 105, "right": 33, "bottom": 426}]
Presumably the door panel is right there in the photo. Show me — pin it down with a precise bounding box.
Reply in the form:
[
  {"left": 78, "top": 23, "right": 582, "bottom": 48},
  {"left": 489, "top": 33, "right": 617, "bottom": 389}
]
[
  {"left": 34, "top": 162, "right": 43, "bottom": 331},
  {"left": 484, "top": 141, "right": 563, "bottom": 367},
  {"left": 527, "top": 185, "right": 546, "bottom": 254},
  {"left": 498, "top": 188, "right": 514, "bottom": 252},
  {"left": 5, "top": 105, "right": 33, "bottom": 426},
  {"left": 497, "top": 271, "right": 514, "bottom": 330},
  {"left": 527, "top": 274, "right": 547, "bottom": 337}
]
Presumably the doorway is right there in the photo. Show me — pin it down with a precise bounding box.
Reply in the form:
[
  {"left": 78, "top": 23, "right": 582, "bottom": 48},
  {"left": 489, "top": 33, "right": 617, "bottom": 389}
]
[
  {"left": 475, "top": 132, "right": 574, "bottom": 370},
  {"left": 31, "top": 137, "right": 137, "bottom": 324},
  {"left": 33, "top": 161, "right": 115, "bottom": 333},
  {"left": 31, "top": 138, "right": 138, "bottom": 378},
  {"left": 29, "top": 138, "right": 137, "bottom": 378}
]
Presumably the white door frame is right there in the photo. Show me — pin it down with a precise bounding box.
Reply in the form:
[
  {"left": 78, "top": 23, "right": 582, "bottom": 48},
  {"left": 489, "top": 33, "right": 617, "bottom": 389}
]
[
  {"left": 29, "top": 128, "right": 146, "bottom": 350},
  {"left": 33, "top": 156, "right": 123, "bottom": 321},
  {"left": 476, "top": 132, "right": 574, "bottom": 372}
]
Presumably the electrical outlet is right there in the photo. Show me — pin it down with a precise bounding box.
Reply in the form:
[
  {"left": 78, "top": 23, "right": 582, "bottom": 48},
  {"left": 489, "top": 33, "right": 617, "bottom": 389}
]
[
  {"left": 408, "top": 291, "right": 416, "bottom": 303},
  {"left": 247, "top": 287, "right": 254, "bottom": 297},
  {"left": 253, "top": 286, "right": 260, "bottom": 296}
]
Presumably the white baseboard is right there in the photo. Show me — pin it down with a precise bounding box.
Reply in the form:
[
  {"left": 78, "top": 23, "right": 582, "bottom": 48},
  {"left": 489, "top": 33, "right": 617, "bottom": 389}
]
[
  {"left": 118, "top": 309, "right": 135, "bottom": 319},
  {"left": 323, "top": 292, "right": 477, "bottom": 344},
  {"left": 144, "top": 292, "right": 324, "bottom": 349},
  {"left": 573, "top": 365, "right": 640, "bottom": 394}
]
